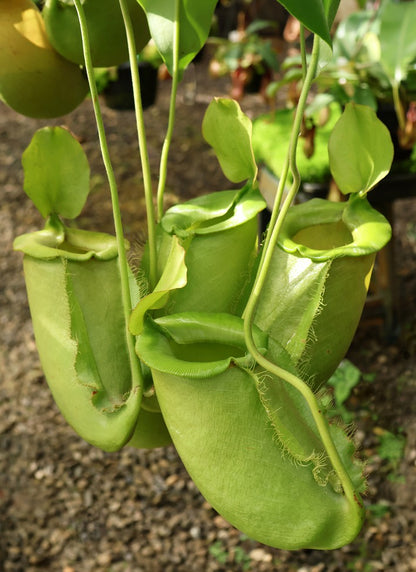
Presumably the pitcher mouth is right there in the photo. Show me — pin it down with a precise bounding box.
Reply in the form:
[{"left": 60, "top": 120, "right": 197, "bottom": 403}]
[
  {"left": 278, "top": 195, "right": 392, "bottom": 262},
  {"left": 13, "top": 216, "right": 122, "bottom": 261},
  {"left": 135, "top": 312, "right": 268, "bottom": 379}
]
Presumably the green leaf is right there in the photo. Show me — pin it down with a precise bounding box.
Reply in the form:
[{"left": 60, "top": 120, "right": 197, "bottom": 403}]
[
  {"left": 327, "top": 360, "right": 361, "bottom": 407},
  {"left": 202, "top": 98, "right": 258, "bottom": 183},
  {"left": 129, "top": 236, "right": 187, "bottom": 335},
  {"left": 137, "top": 0, "right": 217, "bottom": 74},
  {"left": 328, "top": 103, "right": 394, "bottom": 195},
  {"left": 379, "top": 0, "right": 416, "bottom": 85},
  {"left": 377, "top": 431, "right": 406, "bottom": 465},
  {"left": 21, "top": 126, "right": 90, "bottom": 219},
  {"left": 276, "top": 0, "right": 340, "bottom": 46},
  {"left": 332, "top": 11, "right": 375, "bottom": 61}
]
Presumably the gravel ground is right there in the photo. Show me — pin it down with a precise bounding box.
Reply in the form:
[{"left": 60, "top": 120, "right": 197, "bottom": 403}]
[{"left": 1, "top": 59, "right": 416, "bottom": 571}]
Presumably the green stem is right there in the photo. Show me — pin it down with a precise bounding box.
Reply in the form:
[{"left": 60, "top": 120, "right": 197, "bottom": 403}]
[
  {"left": 156, "top": 0, "right": 181, "bottom": 222},
  {"left": 299, "top": 24, "right": 307, "bottom": 83},
  {"left": 245, "top": 346, "right": 363, "bottom": 518},
  {"left": 392, "top": 80, "right": 406, "bottom": 132},
  {"left": 244, "top": 26, "right": 312, "bottom": 309},
  {"left": 73, "top": 0, "right": 143, "bottom": 396},
  {"left": 243, "top": 35, "right": 362, "bottom": 516},
  {"left": 118, "top": 0, "right": 158, "bottom": 289}
]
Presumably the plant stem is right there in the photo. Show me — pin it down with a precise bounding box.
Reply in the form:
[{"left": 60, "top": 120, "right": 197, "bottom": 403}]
[
  {"left": 244, "top": 26, "right": 312, "bottom": 309},
  {"left": 73, "top": 0, "right": 143, "bottom": 396},
  {"left": 156, "top": 0, "right": 181, "bottom": 222},
  {"left": 299, "top": 24, "right": 307, "bottom": 83},
  {"left": 243, "top": 34, "right": 362, "bottom": 517},
  {"left": 118, "top": 0, "right": 158, "bottom": 289},
  {"left": 392, "top": 80, "right": 406, "bottom": 132},
  {"left": 245, "top": 347, "right": 363, "bottom": 520}
]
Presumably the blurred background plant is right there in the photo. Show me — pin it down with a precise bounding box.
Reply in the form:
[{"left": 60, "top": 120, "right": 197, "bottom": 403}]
[
  {"left": 208, "top": 18, "right": 280, "bottom": 100},
  {"left": 267, "top": 0, "right": 416, "bottom": 158}
]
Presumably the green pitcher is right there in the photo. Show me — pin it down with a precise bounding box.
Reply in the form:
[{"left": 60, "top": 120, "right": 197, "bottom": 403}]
[
  {"left": 138, "top": 184, "right": 266, "bottom": 316},
  {"left": 14, "top": 218, "right": 142, "bottom": 451},
  {"left": 255, "top": 195, "right": 392, "bottom": 388},
  {"left": 136, "top": 311, "right": 365, "bottom": 550}
]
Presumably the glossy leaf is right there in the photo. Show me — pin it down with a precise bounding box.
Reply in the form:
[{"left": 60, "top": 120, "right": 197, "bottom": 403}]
[
  {"left": 202, "top": 98, "right": 258, "bottom": 183},
  {"left": 0, "top": 0, "right": 89, "bottom": 119},
  {"left": 22, "top": 126, "right": 90, "bottom": 219},
  {"left": 379, "top": 0, "right": 416, "bottom": 85},
  {"left": 136, "top": 0, "right": 217, "bottom": 73},
  {"left": 43, "top": 0, "right": 150, "bottom": 67},
  {"left": 276, "top": 0, "right": 340, "bottom": 46},
  {"left": 328, "top": 103, "right": 394, "bottom": 195}
]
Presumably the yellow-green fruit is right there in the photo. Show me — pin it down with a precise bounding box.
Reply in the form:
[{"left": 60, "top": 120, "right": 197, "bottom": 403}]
[
  {"left": 43, "top": 0, "right": 150, "bottom": 67},
  {"left": 0, "top": 0, "right": 89, "bottom": 118}
]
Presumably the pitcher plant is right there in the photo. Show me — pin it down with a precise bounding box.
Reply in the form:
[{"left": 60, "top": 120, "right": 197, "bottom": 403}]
[{"left": 4, "top": 0, "right": 398, "bottom": 551}]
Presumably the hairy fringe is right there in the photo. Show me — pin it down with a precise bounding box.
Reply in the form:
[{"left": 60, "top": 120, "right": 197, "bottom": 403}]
[
  {"left": 253, "top": 368, "right": 331, "bottom": 479},
  {"left": 127, "top": 233, "right": 147, "bottom": 275},
  {"left": 296, "top": 261, "right": 331, "bottom": 378}
]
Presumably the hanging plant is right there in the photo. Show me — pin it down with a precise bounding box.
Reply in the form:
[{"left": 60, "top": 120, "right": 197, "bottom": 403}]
[
  {"left": 6, "top": 0, "right": 401, "bottom": 552},
  {"left": 13, "top": 126, "right": 143, "bottom": 451},
  {"left": 255, "top": 194, "right": 392, "bottom": 388},
  {"left": 254, "top": 103, "right": 394, "bottom": 388},
  {"left": 131, "top": 184, "right": 265, "bottom": 326},
  {"left": 135, "top": 311, "right": 365, "bottom": 549}
]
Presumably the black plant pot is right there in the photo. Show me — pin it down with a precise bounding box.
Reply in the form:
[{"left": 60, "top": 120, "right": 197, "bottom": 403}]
[
  {"left": 245, "top": 68, "right": 264, "bottom": 94},
  {"left": 103, "top": 61, "right": 158, "bottom": 111}
]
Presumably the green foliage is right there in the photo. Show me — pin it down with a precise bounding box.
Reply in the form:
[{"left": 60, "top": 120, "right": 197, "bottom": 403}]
[
  {"left": 276, "top": 0, "right": 340, "bottom": 46},
  {"left": 379, "top": 0, "right": 416, "bottom": 87},
  {"left": 7, "top": 0, "right": 399, "bottom": 553},
  {"left": 324, "top": 0, "right": 416, "bottom": 135},
  {"left": 328, "top": 103, "right": 394, "bottom": 195},
  {"left": 367, "top": 501, "right": 392, "bottom": 520},
  {"left": 22, "top": 126, "right": 90, "bottom": 219},
  {"left": 209, "top": 541, "right": 228, "bottom": 565},
  {"left": 137, "top": 0, "right": 217, "bottom": 74},
  {"left": 202, "top": 98, "right": 258, "bottom": 183},
  {"left": 251, "top": 105, "right": 341, "bottom": 185},
  {"left": 234, "top": 546, "right": 251, "bottom": 571},
  {"left": 42, "top": 0, "right": 150, "bottom": 67},
  {"left": 328, "top": 360, "right": 361, "bottom": 407},
  {"left": 209, "top": 20, "right": 279, "bottom": 77},
  {"left": 377, "top": 430, "right": 406, "bottom": 473},
  {"left": 327, "top": 359, "right": 362, "bottom": 423}
]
